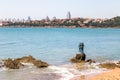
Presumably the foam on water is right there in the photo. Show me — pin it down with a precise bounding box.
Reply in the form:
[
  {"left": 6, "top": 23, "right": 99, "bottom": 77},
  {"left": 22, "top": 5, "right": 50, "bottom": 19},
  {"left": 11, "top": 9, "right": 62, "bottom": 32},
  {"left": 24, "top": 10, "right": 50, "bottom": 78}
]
[
  {"left": 0, "top": 61, "right": 117, "bottom": 80},
  {"left": 48, "top": 66, "right": 75, "bottom": 80},
  {"left": 0, "top": 67, "right": 7, "bottom": 72},
  {"left": 45, "top": 63, "right": 108, "bottom": 80},
  {"left": 61, "top": 61, "right": 113, "bottom": 79}
]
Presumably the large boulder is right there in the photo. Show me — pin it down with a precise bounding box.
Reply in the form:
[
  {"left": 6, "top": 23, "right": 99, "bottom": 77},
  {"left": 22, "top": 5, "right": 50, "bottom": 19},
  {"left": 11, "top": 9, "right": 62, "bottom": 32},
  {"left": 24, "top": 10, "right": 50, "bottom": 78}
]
[
  {"left": 75, "top": 53, "right": 86, "bottom": 61},
  {"left": 70, "top": 53, "right": 85, "bottom": 63},
  {"left": 70, "top": 54, "right": 95, "bottom": 66}
]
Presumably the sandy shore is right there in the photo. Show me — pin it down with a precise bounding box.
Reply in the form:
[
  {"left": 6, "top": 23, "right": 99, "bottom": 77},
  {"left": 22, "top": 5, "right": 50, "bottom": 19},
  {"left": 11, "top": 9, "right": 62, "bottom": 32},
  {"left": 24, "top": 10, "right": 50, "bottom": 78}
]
[
  {"left": 71, "top": 68, "right": 120, "bottom": 80},
  {"left": 89, "top": 68, "right": 120, "bottom": 80}
]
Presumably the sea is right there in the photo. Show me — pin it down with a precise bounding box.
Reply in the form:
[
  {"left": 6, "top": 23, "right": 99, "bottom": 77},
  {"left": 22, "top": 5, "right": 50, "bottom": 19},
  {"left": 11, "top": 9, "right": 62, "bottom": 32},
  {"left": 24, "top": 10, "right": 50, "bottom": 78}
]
[{"left": 0, "top": 27, "right": 120, "bottom": 80}]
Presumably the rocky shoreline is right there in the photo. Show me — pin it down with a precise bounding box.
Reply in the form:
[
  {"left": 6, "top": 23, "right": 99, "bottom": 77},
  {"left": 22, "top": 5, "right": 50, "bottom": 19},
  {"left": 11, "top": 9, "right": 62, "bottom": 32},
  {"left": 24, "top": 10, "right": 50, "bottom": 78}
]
[
  {"left": 0, "top": 53, "right": 109, "bottom": 70},
  {"left": 0, "top": 51, "right": 120, "bottom": 80},
  {"left": 1, "top": 55, "right": 49, "bottom": 69},
  {"left": 0, "top": 55, "right": 120, "bottom": 80}
]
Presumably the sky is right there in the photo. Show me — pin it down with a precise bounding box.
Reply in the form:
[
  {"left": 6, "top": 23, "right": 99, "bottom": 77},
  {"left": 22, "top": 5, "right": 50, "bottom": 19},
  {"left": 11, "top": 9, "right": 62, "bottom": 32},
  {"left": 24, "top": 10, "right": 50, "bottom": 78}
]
[{"left": 0, "top": 0, "right": 120, "bottom": 20}]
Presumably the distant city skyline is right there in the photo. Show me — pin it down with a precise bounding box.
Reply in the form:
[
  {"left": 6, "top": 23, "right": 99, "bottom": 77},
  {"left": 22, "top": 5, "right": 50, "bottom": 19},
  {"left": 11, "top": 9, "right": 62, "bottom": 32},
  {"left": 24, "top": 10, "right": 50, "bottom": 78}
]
[{"left": 0, "top": 0, "right": 120, "bottom": 20}]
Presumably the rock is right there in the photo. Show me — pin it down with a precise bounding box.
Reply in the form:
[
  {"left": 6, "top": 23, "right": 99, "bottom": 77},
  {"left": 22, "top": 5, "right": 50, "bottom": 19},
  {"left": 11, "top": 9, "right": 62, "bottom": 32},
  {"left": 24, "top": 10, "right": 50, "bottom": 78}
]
[
  {"left": 86, "top": 59, "right": 96, "bottom": 64},
  {"left": 4, "top": 55, "right": 49, "bottom": 69},
  {"left": 71, "top": 43, "right": 86, "bottom": 63},
  {"left": 17, "top": 55, "right": 49, "bottom": 68},
  {"left": 33, "top": 60, "right": 49, "bottom": 68},
  {"left": 70, "top": 53, "right": 86, "bottom": 63},
  {"left": 16, "top": 55, "right": 36, "bottom": 63},
  {"left": 99, "top": 62, "right": 120, "bottom": 69},
  {"left": 117, "top": 61, "right": 120, "bottom": 65},
  {"left": 70, "top": 57, "right": 81, "bottom": 63},
  {"left": 75, "top": 53, "right": 86, "bottom": 61},
  {"left": 4, "top": 58, "right": 24, "bottom": 69}
]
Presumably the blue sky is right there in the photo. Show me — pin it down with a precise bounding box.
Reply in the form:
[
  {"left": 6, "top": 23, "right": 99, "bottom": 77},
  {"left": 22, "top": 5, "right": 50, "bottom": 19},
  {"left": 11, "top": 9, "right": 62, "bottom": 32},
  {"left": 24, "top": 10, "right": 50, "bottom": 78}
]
[{"left": 0, "top": 0, "right": 120, "bottom": 20}]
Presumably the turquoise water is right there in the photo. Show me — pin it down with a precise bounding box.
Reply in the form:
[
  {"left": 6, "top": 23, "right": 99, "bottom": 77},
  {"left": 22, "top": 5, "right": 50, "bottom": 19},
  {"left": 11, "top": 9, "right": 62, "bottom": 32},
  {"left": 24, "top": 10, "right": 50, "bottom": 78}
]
[{"left": 0, "top": 28, "right": 120, "bottom": 65}]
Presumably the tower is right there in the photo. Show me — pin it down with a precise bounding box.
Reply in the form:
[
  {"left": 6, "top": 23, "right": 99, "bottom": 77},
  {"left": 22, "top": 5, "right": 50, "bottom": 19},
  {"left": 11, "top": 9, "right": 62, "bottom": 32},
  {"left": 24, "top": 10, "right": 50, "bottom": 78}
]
[
  {"left": 46, "top": 16, "right": 50, "bottom": 21},
  {"left": 27, "top": 16, "right": 31, "bottom": 21},
  {"left": 67, "top": 11, "right": 71, "bottom": 19}
]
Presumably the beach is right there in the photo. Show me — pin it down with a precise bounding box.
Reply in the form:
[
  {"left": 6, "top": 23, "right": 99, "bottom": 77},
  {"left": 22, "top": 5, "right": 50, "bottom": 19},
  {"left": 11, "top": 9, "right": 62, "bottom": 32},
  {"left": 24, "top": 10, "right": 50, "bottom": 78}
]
[{"left": 70, "top": 68, "right": 120, "bottom": 80}]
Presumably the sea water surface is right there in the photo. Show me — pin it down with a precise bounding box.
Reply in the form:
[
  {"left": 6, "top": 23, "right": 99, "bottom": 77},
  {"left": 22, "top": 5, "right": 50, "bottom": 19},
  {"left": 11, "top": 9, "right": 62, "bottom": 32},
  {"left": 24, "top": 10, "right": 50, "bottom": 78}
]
[{"left": 0, "top": 27, "right": 120, "bottom": 80}]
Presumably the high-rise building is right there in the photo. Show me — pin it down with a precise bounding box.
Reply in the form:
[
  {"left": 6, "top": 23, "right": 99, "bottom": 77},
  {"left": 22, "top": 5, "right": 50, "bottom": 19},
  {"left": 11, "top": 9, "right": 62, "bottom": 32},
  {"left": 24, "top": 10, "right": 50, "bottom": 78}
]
[
  {"left": 67, "top": 11, "right": 71, "bottom": 19},
  {"left": 46, "top": 16, "right": 50, "bottom": 21},
  {"left": 27, "top": 16, "right": 31, "bottom": 21}
]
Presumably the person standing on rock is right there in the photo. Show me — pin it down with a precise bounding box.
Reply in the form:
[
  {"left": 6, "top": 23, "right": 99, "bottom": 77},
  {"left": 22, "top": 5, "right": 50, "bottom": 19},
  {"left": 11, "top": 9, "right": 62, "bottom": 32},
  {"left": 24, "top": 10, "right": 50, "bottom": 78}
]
[
  {"left": 79, "top": 43, "right": 84, "bottom": 53},
  {"left": 75, "top": 43, "right": 86, "bottom": 61}
]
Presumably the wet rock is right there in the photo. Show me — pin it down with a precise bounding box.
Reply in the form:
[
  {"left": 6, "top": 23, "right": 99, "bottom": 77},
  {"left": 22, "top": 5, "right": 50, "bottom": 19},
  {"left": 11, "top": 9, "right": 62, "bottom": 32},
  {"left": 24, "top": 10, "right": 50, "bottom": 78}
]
[
  {"left": 75, "top": 53, "right": 86, "bottom": 61},
  {"left": 33, "top": 60, "right": 49, "bottom": 68},
  {"left": 70, "top": 53, "right": 87, "bottom": 63},
  {"left": 86, "top": 59, "right": 96, "bottom": 64},
  {"left": 70, "top": 57, "right": 81, "bottom": 63},
  {"left": 4, "top": 55, "right": 49, "bottom": 69},
  {"left": 17, "top": 55, "right": 49, "bottom": 68},
  {"left": 16, "top": 55, "right": 36, "bottom": 63},
  {"left": 4, "top": 58, "right": 24, "bottom": 69},
  {"left": 99, "top": 62, "right": 120, "bottom": 69}
]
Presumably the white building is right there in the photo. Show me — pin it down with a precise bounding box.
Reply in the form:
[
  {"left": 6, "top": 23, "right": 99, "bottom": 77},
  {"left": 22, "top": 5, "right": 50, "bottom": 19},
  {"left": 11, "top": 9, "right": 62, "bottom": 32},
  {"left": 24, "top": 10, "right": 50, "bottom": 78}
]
[{"left": 0, "top": 22, "right": 3, "bottom": 26}]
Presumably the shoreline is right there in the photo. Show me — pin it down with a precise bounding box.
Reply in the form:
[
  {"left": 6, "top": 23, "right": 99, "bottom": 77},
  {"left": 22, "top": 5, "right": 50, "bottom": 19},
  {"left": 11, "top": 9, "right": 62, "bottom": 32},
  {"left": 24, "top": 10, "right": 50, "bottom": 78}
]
[
  {"left": 1, "top": 58, "right": 120, "bottom": 80},
  {"left": 70, "top": 68, "right": 120, "bottom": 80},
  {"left": 89, "top": 68, "right": 120, "bottom": 80},
  {"left": 0, "top": 26, "right": 120, "bottom": 29}
]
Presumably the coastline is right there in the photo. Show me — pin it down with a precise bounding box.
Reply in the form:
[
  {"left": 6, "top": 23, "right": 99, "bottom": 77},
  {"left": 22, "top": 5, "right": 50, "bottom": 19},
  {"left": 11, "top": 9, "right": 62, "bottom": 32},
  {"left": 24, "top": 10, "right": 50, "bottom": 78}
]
[
  {"left": 0, "top": 26, "right": 120, "bottom": 28},
  {"left": 1, "top": 16, "right": 120, "bottom": 28},
  {"left": 89, "top": 68, "right": 120, "bottom": 80}
]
